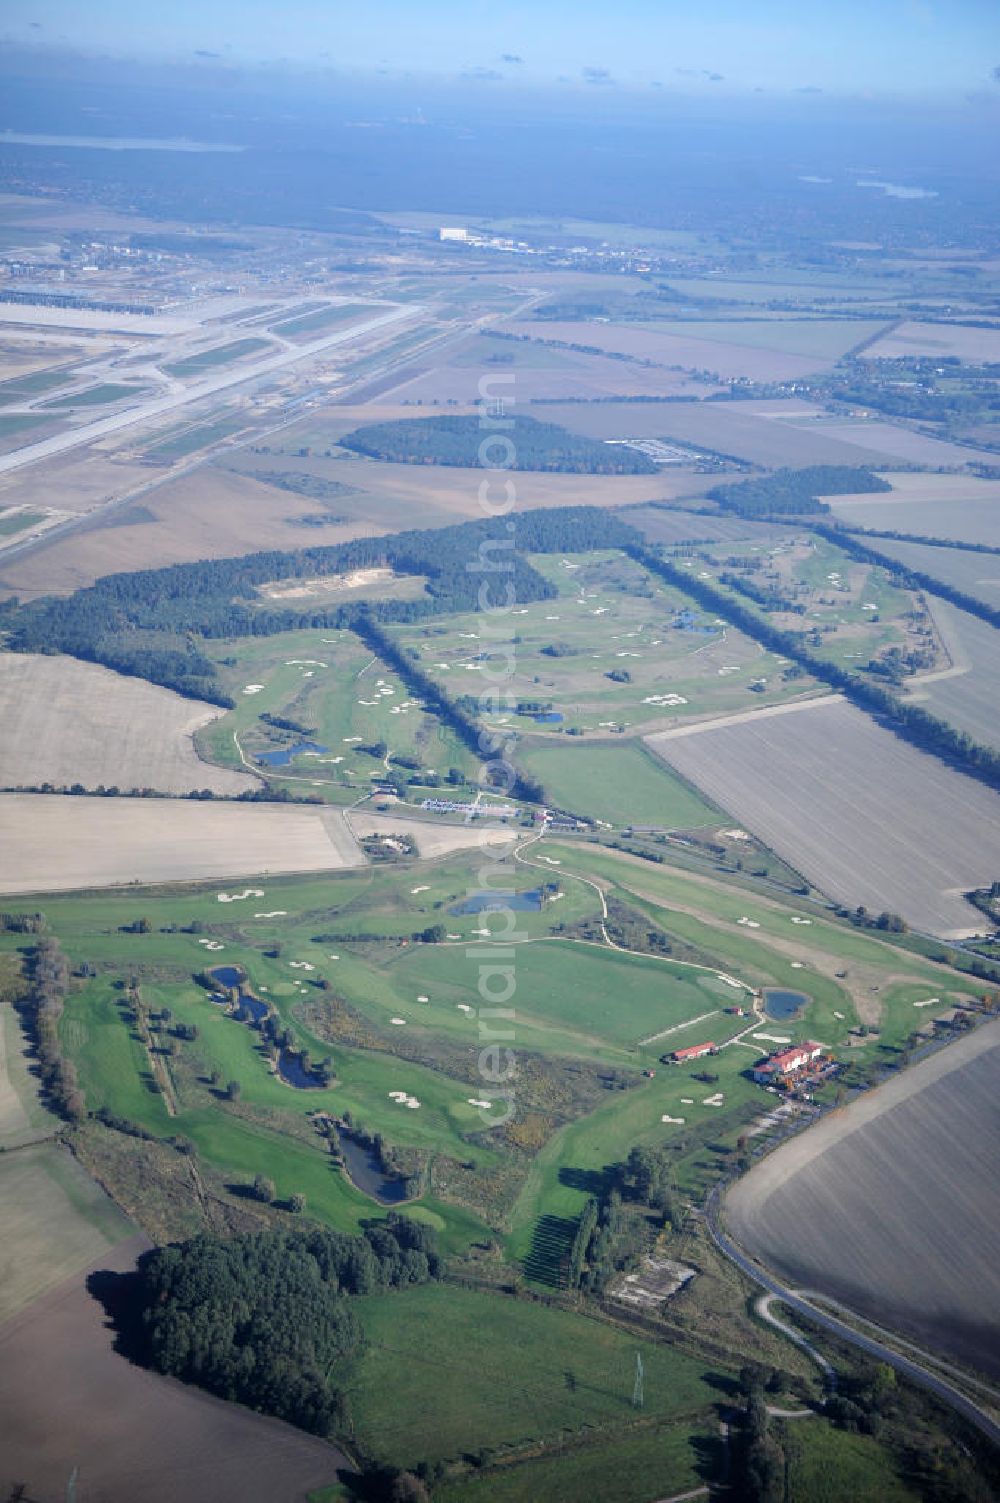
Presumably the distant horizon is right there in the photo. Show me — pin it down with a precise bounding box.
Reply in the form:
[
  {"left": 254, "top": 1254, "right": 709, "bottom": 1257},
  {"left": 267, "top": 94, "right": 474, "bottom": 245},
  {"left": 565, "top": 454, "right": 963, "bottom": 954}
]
[{"left": 3, "top": 0, "right": 1000, "bottom": 101}]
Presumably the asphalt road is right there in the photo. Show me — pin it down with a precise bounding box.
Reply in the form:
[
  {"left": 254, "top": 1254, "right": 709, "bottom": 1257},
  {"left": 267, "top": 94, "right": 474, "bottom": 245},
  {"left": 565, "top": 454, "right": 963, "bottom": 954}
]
[{"left": 706, "top": 1186, "right": 1000, "bottom": 1448}]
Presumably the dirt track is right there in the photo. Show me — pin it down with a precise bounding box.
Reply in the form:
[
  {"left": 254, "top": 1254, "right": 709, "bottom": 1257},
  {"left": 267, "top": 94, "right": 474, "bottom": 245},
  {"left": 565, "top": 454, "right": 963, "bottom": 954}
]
[{"left": 0, "top": 1235, "right": 347, "bottom": 1502}]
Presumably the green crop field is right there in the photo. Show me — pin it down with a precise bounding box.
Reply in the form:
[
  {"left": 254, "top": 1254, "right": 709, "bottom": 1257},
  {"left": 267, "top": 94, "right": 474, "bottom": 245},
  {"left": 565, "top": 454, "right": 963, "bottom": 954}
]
[
  {"left": 162, "top": 337, "right": 271, "bottom": 377},
  {"left": 271, "top": 303, "right": 371, "bottom": 337},
  {"left": 434, "top": 1421, "right": 709, "bottom": 1503},
  {"left": 520, "top": 739, "right": 720, "bottom": 828},
  {"left": 0, "top": 508, "right": 44, "bottom": 537},
  {"left": 348, "top": 1282, "right": 725, "bottom": 1469},
  {"left": 42, "top": 382, "right": 145, "bottom": 409}
]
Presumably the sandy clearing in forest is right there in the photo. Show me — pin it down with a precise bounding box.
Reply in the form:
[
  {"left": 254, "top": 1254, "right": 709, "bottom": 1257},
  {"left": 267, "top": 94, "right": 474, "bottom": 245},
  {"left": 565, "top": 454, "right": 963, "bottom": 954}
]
[
  {"left": 0, "top": 794, "right": 366, "bottom": 894},
  {"left": 0, "top": 652, "right": 256, "bottom": 795}
]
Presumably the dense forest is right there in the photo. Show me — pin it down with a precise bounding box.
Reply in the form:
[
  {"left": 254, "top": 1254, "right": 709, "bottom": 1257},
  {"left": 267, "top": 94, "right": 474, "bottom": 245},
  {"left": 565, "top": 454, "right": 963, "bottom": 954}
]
[
  {"left": 338, "top": 414, "right": 659, "bottom": 474},
  {"left": 708, "top": 466, "right": 891, "bottom": 517},
  {"left": 131, "top": 1217, "right": 441, "bottom": 1437},
  {"left": 0, "top": 507, "right": 633, "bottom": 704}
]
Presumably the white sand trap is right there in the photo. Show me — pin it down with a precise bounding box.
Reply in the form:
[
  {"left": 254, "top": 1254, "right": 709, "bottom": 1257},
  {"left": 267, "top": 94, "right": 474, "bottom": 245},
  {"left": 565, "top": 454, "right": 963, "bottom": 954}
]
[
  {"left": 289, "top": 961, "right": 315, "bottom": 971},
  {"left": 411, "top": 885, "right": 430, "bottom": 894},
  {"left": 717, "top": 974, "right": 745, "bottom": 989},
  {"left": 217, "top": 888, "right": 265, "bottom": 902},
  {"left": 790, "top": 962, "right": 804, "bottom": 969},
  {"left": 358, "top": 698, "right": 376, "bottom": 706},
  {"left": 833, "top": 1010, "right": 845, "bottom": 1020},
  {"left": 285, "top": 659, "right": 327, "bottom": 667},
  {"left": 343, "top": 736, "right": 363, "bottom": 743},
  {"left": 754, "top": 1033, "right": 791, "bottom": 1045},
  {"left": 405, "top": 1098, "right": 420, "bottom": 1109},
  {"left": 328, "top": 954, "right": 340, "bottom": 960},
  {"left": 198, "top": 940, "right": 225, "bottom": 952},
  {"left": 703, "top": 1094, "right": 725, "bottom": 1107},
  {"left": 254, "top": 910, "right": 288, "bottom": 918},
  {"left": 388, "top": 1091, "right": 408, "bottom": 1102},
  {"left": 791, "top": 917, "right": 813, "bottom": 925},
  {"left": 737, "top": 916, "right": 760, "bottom": 928},
  {"left": 389, "top": 1017, "right": 407, "bottom": 1026},
  {"left": 243, "top": 684, "right": 265, "bottom": 694},
  {"left": 914, "top": 997, "right": 940, "bottom": 1008},
  {"left": 456, "top": 1003, "right": 472, "bottom": 1013},
  {"left": 661, "top": 1115, "right": 686, "bottom": 1125},
  {"left": 468, "top": 1098, "right": 493, "bottom": 1109},
  {"left": 681, "top": 1098, "right": 694, "bottom": 1105},
  {"left": 417, "top": 994, "right": 429, "bottom": 1002}
]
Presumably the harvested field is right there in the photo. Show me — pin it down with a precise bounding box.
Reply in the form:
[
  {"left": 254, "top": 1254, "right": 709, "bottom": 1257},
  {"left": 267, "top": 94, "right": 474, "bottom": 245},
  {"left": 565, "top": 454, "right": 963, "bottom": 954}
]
[
  {"left": 545, "top": 399, "right": 908, "bottom": 468},
  {"left": 498, "top": 320, "right": 851, "bottom": 382},
  {"left": 646, "top": 696, "right": 1000, "bottom": 937},
  {"left": 0, "top": 1235, "right": 346, "bottom": 1503},
  {"left": 0, "top": 467, "right": 387, "bottom": 597},
  {"left": 827, "top": 472, "right": 1000, "bottom": 546},
  {"left": 0, "top": 794, "right": 366, "bottom": 894},
  {"left": 906, "top": 598, "right": 1000, "bottom": 752},
  {"left": 800, "top": 418, "right": 993, "bottom": 468},
  {"left": 0, "top": 652, "right": 256, "bottom": 794},
  {"left": 725, "top": 1020, "right": 1000, "bottom": 1379},
  {"left": 862, "top": 320, "right": 1000, "bottom": 363},
  {"left": 873, "top": 538, "right": 1000, "bottom": 610},
  {"left": 630, "top": 317, "right": 888, "bottom": 359},
  {"left": 0, "top": 1144, "right": 131, "bottom": 1324},
  {"left": 620, "top": 505, "right": 800, "bottom": 547}
]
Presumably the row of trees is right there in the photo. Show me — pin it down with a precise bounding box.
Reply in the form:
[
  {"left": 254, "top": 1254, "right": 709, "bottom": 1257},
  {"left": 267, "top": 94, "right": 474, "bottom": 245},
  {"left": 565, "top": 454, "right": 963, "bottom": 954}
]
[
  {"left": 628, "top": 542, "right": 1000, "bottom": 794},
  {"left": 18, "top": 939, "right": 85, "bottom": 1121},
  {"left": 813, "top": 522, "right": 1000, "bottom": 632},
  {"left": 132, "top": 1218, "right": 442, "bottom": 1436}
]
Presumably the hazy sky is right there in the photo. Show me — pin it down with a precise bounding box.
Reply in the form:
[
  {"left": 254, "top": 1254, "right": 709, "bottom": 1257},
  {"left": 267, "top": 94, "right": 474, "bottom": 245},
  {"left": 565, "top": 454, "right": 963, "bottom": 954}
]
[{"left": 5, "top": 0, "right": 1000, "bottom": 96}]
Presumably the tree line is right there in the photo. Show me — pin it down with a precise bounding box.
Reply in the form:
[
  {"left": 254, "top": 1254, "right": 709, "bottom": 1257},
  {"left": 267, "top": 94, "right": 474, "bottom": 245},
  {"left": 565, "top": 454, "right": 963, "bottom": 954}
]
[
  {"left": 17, "top": 938, "right": 85, "bottom": 1122},
  {"left": 130, "top": 1217, "right": 442, "bottom": 1438},
  {"left": 708, "top": 466, "right": 891, "bottom": 518},
  {"left": 627, "top": 541, "right": 1000, "bottom": 794},
  {"left": 0, "top": 506, "right": 633, "bottom": 706},
  {"left": 813, "top": 522, "right": 1000, "bottom": 632}
]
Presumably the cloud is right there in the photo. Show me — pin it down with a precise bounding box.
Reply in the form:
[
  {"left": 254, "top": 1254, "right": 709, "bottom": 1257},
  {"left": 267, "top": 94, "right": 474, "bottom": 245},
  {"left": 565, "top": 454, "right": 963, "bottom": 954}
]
[
  {"left": 500, "top": 53, "right": 523, "bottom": 65},
  {"left": 582, "top": 66, "right": 613, "bottom": 85}
]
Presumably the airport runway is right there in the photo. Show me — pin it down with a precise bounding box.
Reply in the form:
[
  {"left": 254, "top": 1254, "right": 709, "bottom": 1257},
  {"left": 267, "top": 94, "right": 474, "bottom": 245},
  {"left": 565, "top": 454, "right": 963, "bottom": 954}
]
[{"left": 0, "top": 301, "right": 422, "bottom": 478}]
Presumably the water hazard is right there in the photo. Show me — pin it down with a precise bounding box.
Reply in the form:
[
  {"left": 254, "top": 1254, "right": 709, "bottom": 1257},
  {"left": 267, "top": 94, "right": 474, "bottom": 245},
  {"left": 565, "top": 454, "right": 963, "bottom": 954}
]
[{"left": 763, "top": 988, "right": 809, "bottom": 1021}]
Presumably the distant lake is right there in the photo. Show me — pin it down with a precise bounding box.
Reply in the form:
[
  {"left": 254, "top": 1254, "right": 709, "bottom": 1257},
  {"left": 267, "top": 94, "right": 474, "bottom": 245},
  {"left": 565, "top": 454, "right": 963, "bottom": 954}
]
[{"left": 0, "top": 131, "right": 244, "bottom": 153}]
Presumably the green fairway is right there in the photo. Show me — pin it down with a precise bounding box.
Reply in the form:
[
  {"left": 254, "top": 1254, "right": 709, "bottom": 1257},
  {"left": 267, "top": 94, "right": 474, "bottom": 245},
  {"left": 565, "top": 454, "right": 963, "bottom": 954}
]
[
  {"left": 348, "top": 1283, "right": 726, "bottom": 1469},
  {"left": 520, "top": 739, "right": 720, "bottom": 828}
]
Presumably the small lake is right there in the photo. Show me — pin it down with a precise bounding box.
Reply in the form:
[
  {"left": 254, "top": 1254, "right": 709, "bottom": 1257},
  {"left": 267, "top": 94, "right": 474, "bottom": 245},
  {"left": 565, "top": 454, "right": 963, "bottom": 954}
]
[
  {"left": 337, "top": 1130, "right": 410, "bottom": 1204},
  {"left": 277, "top": 1049, "right": 326, "bottom": 1090},
  {"left": 764, "top": 989, "right": 809, "bottom": 1021},
  {"left": 533, "top": 711, "right": 563, "bottom": 724},
  {"left": 450, "top": 888, "right": 543, "bottom": 915},
  {"left": 256, "top": 740, "right": 330, "bottom": 767}
]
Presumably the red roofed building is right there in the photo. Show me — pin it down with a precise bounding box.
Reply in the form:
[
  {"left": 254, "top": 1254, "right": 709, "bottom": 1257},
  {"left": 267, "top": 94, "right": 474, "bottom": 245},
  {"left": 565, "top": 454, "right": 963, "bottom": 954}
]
[
  {"left": 672, "top": 1041, "right": 717, "bottom": 1063},
  {"left": 753, "top": 1041, "right": 824, "bottom": 1083}
]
